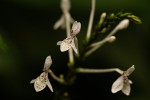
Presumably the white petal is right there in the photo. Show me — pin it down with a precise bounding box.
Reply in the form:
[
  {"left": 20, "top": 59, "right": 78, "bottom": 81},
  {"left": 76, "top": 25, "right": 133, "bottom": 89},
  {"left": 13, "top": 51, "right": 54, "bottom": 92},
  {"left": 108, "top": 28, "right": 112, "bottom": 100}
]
[
  {"left": 30, "top": 79, "right": 36, "bottom": 84},
  {"left": 57, "top": 41, "right": 62, "bottom": 45},
  {"left": 74, "top": 36, "right": 79, "bottom": 52},
  {"left": 71, "top": 21, "right": 81, "bottom": 35},
  {"left": 44, "top": 56, "right": 52, "bottom": 70},
  {"left": 124, "top": 65, "right": 135, "bottom": 76},
  {"left": 34, "top": 72, "right": 48, "bottom": 92},
  {"left": 129, "top": 80, "right": 133, "bottom": 84},
  {"left": 46, "top": 78, "right": 53, "bottom": 92},
  {"left": 39, "top": 72, "right": 48, "bottom": 81},
  {"left": 34, "top": 77, "right": 47, "bottom": 92},
  {"left": 122, "top": 79, "right": 131, "bottom": 96},
  {"left": 53, "top": 15, "right": 65, "bottom": 30},
  {"left": 111, "top": 76, "right": 124, "bottom": 93},
  {"left": 71, "top": 38, "right": 78, "bottom": 54},
  {"left": 60, "top": 40, "right": 71, "bottom": 52}
]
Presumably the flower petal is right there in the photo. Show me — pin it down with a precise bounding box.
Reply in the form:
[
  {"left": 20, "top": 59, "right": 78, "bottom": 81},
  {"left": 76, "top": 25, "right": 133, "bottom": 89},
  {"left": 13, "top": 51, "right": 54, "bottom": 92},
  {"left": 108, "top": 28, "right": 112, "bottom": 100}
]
[
  {"left": 39, "top": 72, "right": 48, "bottom": 81},
  {"left": 121, "top": 78, "right": 131, "bottom": 96},
  {"left": 57, "top": 41, "right": 62, "bottom": 45},
  {"left": 60, "top": 38, "right": 72, "bottom": 52},
  {"left": 71, "top": 38, "right": 78, "bottom": 54},
  {"left": 124, "top": 65, "right": 135, "bottom": 76},
  {"left": 74, "top": 36, "right": 79, "bottom": 52},
  {"left": 34, "top": 77, "right": 47, "bottom": 92},
  {"left": 129, "top": 79, "right": 133, "bottom": 84},
  {"left": 53, "top": 15, "right": 65, "bottom": 30},
  {"left": 44, "top": 56, "right": 52, "bottom": 70},
  {"left": 46, "top": 78, "right": 53, "bottom": 92},
  {"left": 30, "top": 79, "right": 36, "bottom": 84},
  {"left": 111, "top": 76, "right": 124, "bottom": 93},
  {"left": 71, "top": 21, "right": 81, "bottom": 35}
]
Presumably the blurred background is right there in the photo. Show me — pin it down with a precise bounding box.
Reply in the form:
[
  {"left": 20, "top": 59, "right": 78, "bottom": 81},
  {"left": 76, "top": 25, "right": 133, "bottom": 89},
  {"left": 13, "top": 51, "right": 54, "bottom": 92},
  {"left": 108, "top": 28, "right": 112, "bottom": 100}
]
[{"left": 0, "top": 0, "right": 150, "bottom": 100}]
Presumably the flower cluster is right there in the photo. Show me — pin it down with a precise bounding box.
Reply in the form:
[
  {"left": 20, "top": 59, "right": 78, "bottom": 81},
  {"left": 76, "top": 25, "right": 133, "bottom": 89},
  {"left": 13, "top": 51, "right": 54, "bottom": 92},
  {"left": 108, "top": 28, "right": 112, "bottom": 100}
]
[{"left": 30, "top": 0, "right": 140, "bottom": 99}]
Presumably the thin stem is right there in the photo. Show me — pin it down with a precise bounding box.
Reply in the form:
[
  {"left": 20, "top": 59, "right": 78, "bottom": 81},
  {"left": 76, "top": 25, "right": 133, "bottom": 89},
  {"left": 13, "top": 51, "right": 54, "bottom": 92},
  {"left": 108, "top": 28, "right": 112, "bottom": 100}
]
[
  {"left": 84, "top": 38, "right": 109, "bottom": 57},
  {"left": 84, "top": 23, "right": 121, "bottom": 57},
  {"left": 92, "top": 38, "right": 108, "bottom": 47},
  {"left": 105, "top": 25, "right": 119, "bottom": 38},
  {"left": 86, "top": 0, "right": 96, "bottom": 42},
  {"left": 76, "top": 67, "right": 123, "bottom": 74},
  {"left": 68, "top": 49, "right": 74, "bottom": 65},
  {"left": 65, "top": 12, "right": 71, "bottom": 37},
  {"left": 74, "top": 36, "right": 79, "bottom": 56},
  {"left": 48, "top": 70, "right": 65, "bottom": 84},
  {"left": 103, "top": 19, "right": 129, "bottom": 40},
  {"left": 64, "top": 11, "right": 74, "bottom": 66},
  {"left": 84, "top": 45, "right": 99, "bottom": 57},
  {"left": 84, "top": 19, "right": 129, "bottom": 57},
  {"left": 92, "top": 25, "right": 119, "bottom": 47},
  {"left": 91, "top": 19, "right": 129, "bottom": 48}
]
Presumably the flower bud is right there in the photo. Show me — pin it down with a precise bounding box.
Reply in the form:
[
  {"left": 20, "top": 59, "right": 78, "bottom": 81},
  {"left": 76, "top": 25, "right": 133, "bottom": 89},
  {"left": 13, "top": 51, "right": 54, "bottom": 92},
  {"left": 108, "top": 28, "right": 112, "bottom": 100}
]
[
  {"left": 107, "top": 36, "right": 116, "bottom": 43},
  {"left": 117, "top": 19, "right": 129, "bottom": 30}
]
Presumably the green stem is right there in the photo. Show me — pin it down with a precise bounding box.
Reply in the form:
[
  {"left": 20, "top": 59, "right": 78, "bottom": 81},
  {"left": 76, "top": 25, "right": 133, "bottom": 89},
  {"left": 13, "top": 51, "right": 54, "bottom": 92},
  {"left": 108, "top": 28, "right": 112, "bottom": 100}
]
[
  {"left": 84, "top": 19, "right": 128, "bottom": 57},
  {"left": 76, "top": 67, "right": 123, "bottom": 74},
  {"left": 48, "top": 70, "right": 65, "bottom": 84},
  {"left": 86, "top": 0, "right": 96, "bottom": 42}
]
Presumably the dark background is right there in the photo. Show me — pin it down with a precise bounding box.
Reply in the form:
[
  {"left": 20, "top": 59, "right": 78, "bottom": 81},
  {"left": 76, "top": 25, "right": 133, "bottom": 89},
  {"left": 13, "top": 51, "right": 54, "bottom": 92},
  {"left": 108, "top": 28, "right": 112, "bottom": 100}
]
[{"left": 0, "top": 0, "right": 150, "bottom": 100}]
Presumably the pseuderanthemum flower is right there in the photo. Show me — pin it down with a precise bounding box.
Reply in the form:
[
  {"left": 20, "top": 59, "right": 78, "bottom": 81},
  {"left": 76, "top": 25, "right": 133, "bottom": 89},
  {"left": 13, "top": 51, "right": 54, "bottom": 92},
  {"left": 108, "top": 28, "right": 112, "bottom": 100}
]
[
  {"left": 30, "top": 56, "right": 53, "bottom": 92},
  {"left": 57, "top": 21, "right": 81, "bottom": 54},
  {"left": 111, "top": 65, "right": 135, "bottom": 96}
]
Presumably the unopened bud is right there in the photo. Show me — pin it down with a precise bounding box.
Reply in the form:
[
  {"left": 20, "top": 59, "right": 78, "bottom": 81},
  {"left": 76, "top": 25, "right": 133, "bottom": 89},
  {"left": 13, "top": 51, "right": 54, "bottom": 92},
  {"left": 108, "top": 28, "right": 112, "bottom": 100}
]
[
  {"left": 107, "top": 36, "right": 116, "bottom": 43},
  {"left": 117, "top": 19, "right": 129, "bottom": 30},
  {"left": 100, "top": 12, "right": 107, "bottom": 21},
  {"left": 98, "top": 12, "right": 107, "bottom": 27}
]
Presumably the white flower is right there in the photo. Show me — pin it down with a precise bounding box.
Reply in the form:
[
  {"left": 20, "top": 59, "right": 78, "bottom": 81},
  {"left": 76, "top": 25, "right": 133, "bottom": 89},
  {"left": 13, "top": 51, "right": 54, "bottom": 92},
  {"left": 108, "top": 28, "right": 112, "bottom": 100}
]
[
  {"left": 111, "top": 65, "right": 135, "bottom": 96},
  {"left": 57, "top": 21, "right": 81, "bottom": 54},
  {"left": 53, "top": 15, "right": 74, "bottom": 30},
  {"left": 57, "top": 36, "right": 78, "bottom": 54},
  {"left": 53, "top": 0, "right": 74, "bottom": 30},
  {"left": 30, "top": 56, "right": 53, "bottom": 92}
]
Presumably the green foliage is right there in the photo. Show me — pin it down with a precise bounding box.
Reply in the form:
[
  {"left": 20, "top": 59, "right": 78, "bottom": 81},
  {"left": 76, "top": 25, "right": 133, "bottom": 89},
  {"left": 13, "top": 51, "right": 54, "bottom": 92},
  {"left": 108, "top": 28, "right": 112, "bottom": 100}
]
[
  {"left": 115, "top": 12, "right": 142, "bottom": 24},
  {"left": 95, "top": 12, "right": 142, "bottom": 38}
]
